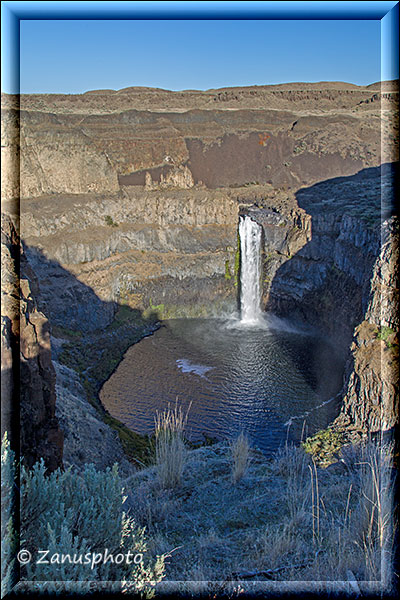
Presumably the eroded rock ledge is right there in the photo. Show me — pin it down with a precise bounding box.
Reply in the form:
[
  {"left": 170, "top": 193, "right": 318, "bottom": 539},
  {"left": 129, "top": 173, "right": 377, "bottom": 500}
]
[{"left": 1, "top": 82, "right": 398, "bottom": 468}]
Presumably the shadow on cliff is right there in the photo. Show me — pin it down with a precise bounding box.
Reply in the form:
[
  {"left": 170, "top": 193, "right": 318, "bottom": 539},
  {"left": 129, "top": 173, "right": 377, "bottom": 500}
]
[
  {"left": 266, "top": 163, "right": 397, "bottom": 344},
  {"left": 6, "top": 237, "right": 159, "bottom": 475},
  {"left": 22, "top": 241, "right": 160, "bottom": 334},
  {"left": 264, "top": 162, "right": 398, "bottom": 434},
  {"left": 296, "top": 162, "right": 398, "bottom": 221}
]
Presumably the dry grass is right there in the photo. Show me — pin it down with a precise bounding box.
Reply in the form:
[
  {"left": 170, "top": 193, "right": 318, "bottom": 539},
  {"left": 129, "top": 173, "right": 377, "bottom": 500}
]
[
  {"left": 154, "top": 401, "right": 189, "bottom": 489},
  {"left": 352, "top": 440, "right": 395, "bottom": 586},
  {"left": 123, "top": 437, "right": 396, "bottom": 596},
  {"left": 230, "top": 432, "right": 250, "bottom": 483}
]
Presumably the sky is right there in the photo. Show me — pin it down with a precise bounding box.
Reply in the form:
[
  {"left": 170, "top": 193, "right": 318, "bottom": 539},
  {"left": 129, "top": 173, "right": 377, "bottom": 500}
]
[
  {"left": 0, "top": 1, "right": 397, "bottom": 94},
  {"left": 18, "top": 18, "right": 383, "bottom": 93}
]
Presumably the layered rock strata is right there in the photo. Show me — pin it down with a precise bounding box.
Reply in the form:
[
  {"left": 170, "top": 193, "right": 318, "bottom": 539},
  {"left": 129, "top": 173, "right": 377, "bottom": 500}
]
[{"left": 1, "top": 81, "right": 398, "bottom": 463}]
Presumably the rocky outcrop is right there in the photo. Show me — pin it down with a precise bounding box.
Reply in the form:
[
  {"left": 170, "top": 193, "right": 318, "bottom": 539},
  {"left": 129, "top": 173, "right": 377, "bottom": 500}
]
[
  {"left": 260, "top": 167, "right": 385, "bottom": 349},
  {"left": 4, "top": 81, "right": 398, "bottom": 201},
  {"left": 1, "top": 212, "right": 140, "bottom": 473},
  {"left": 264, "top": 211, "right": 380, "bottom": 348},
  {"left": 145, "top": 165, "right": 194, "bottom": 189},
  {"left": 2, "top": 80, "right": 397, "bottom": 115},
  {"left": 336, "top": 218, "right": 399, "bottom": 433},
  {"left": 19, "top": 187, "right": 241, "bottom": 329},
  {"left": 1, "top": 213, "right": 63, "bottom": 471}
]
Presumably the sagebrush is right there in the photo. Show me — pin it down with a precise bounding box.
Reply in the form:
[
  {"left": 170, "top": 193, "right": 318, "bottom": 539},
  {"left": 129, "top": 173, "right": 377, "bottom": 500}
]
[{"left": 1, "top": 434, "right": 165, "bottom": 596}]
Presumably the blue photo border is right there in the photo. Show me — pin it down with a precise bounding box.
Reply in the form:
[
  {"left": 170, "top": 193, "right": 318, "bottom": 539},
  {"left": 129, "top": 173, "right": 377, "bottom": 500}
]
[
  {"left": 1, "top": 1, "right": 398, "bottom": 597},
  {"left": 1, "top": 1, "right": 399, "bottom": 94}
]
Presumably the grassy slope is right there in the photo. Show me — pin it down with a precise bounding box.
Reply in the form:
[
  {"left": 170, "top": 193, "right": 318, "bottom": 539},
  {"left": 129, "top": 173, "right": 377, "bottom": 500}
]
[{"left": 124, "top": 441, "right": 395, "bottom": 595}]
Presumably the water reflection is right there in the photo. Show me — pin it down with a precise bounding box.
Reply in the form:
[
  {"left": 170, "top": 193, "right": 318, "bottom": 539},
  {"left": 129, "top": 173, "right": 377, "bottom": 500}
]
[{"left": 100, "top": 317, "right": 344, "bottom": 454}]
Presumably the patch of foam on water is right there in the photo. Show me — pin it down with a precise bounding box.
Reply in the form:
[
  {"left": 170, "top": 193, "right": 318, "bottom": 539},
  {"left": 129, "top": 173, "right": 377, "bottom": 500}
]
[{"left": 176, "top": 359, "right": 213, "bottom": 379}]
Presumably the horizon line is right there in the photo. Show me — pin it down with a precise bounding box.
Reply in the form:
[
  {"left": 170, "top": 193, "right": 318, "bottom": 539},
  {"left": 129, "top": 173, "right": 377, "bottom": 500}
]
[{"left": 5, "top": 78, "right": 399, "bottom": 96}]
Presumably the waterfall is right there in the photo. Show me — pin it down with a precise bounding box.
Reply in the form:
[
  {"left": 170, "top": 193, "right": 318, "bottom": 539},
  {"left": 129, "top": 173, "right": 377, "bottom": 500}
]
[{"left": 239, "top": 215, "right": 262, "bottom": 324}]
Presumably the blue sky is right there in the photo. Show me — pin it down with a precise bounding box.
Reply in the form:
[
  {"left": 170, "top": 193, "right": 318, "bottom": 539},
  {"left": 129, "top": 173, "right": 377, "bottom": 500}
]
[
  {"left": 1, "top": 2, "right": 398, "bottom": 94},
  {"left": 19, "top": 18, "right": 383, "bottom": 93}
]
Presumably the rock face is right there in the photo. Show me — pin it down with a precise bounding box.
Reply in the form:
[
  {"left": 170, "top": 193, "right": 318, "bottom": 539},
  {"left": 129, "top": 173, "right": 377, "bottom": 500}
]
[
  {"left": 1, "top": 214, "right": 63, "bottom": 471},
  {"left": 20, "top": 187, "right": 241, "bottom": 328},
  {"left": 3, "top": 81, "right": 398, "bottom": 201},
  {"left": 336, "top": 219, "right": 399, "bottom": 433},
  {"left": 1, "top": 81, "right": 398, "bottom": 455},
  {"left": 247, "top": 168, "right": 398, "bottom": 434}
]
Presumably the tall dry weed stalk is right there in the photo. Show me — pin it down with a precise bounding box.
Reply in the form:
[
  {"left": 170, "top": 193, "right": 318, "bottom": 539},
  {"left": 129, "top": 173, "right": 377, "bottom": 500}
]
[
  {"left": 230, "top": 432, "right": 250, "bottom": 484},
  {"left": 309, "top": 460, "right": 321, "bottom": 546},
  {"left": 154, "top": 401, "right": 189, "bottom": 489},
  {"left": 317, "top": 439, "right": 395, "bottom": 587},
  {"left": 355, "top": 441, "right": 395, "bottom": 586}
]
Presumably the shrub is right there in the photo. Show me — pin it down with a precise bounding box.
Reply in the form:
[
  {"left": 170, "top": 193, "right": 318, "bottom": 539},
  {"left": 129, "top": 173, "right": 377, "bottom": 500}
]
[
  {"left": 1, "top": 434, "right": 165, "bottom": 596},
  {"left": 376, "top": 326, "right": 396, "bottom": 348},
  {"left": 154, "top": 402, "right": 189, "bottom": 489},
  {"left": 104, "top": 215, "right": 118, "bottom": 227},
  {"left": 302, "top": 427, "right": 343, "bottom": 466},
  {"left": 230, "top": 432, "right": 250, "bottom": 484}
]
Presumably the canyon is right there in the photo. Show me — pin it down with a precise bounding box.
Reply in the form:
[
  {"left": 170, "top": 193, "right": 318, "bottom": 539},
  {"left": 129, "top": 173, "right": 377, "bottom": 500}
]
[{"left": 1, "top": 81, "right": 398, "bottom": 469}]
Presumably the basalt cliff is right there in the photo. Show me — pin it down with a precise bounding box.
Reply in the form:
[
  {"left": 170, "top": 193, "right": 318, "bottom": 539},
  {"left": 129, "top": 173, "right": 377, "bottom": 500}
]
[{"left": 1, "top": 81, "right": 398, "bottom": 469}]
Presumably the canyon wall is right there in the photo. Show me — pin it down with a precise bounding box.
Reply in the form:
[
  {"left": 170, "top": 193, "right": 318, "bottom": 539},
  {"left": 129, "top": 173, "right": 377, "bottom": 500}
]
[
  {"left": 20, "top": 187, "right": 240, "bottom": 329},
  {"left": 1, "top": 214, "right": 63, "bottom": 471},
  {"left": 1, "top": 82, "right": 398, "bottom": 467},
  {"left": 245, "top": 166, "right": 398, "bottom": 434}
]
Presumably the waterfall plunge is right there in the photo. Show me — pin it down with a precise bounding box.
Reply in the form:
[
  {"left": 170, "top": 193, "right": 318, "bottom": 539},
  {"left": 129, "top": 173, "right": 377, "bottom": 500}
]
[{"left": 239, "top": 215, "right": 262, "bottom": 324}]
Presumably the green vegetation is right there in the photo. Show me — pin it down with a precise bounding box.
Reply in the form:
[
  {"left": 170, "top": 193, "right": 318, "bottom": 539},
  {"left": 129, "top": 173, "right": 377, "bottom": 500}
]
[
  {"left": 302, "top": 427, "right": 344, "bottom": 466},
  {"left": 144, "top": 298, "right": 165, "bottom": 320},
  {"left": 234, "top": 231, "right": 241, "bottom": 287},
  {"left": 2, "top": 435, "right": 165, "bottom": 595},
  {"left": 51, "top": 325, "right": 82, "bottom": 339},
  {"left": 104, "top": 215, "right": 118, "bottom": 227},
  {"left": 224, "top": 259, "right": 232, "bottom": 280},
  {"left": 376, "top": 325, "right": 396, "bottom": 348},
  {"left": 3, "top": 433, "right": 395, "bottom": 593},
  {"left": 103, "top": 414, "right": 153, "bottom": 466}
]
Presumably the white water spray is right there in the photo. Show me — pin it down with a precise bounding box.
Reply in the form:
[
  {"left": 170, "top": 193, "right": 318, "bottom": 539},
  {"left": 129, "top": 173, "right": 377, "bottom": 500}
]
[{"left": 239, "top": 215, "right": 262, "bottom": 324}]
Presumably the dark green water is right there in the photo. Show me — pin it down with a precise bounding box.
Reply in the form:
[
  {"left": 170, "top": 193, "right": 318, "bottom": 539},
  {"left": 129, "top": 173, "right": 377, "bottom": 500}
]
[{"left": 100, "top": 315, "right": 345, "bottom": 454}]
